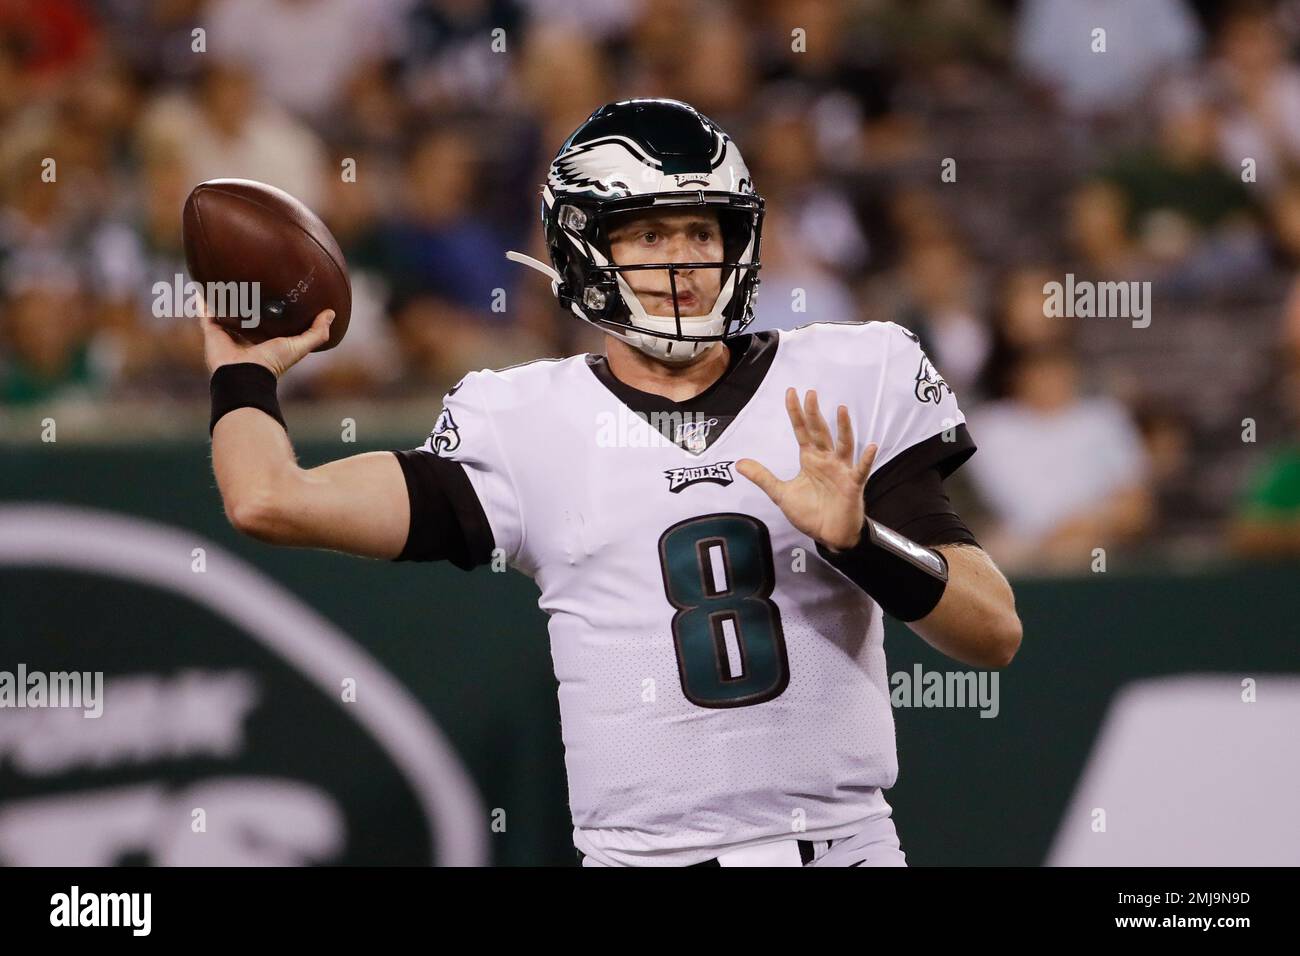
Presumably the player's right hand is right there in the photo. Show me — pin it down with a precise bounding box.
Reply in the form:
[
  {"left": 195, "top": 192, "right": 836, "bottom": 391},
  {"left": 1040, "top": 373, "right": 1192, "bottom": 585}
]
[{"left": 199, "top": 306, "right": 335, "bottom": 378}]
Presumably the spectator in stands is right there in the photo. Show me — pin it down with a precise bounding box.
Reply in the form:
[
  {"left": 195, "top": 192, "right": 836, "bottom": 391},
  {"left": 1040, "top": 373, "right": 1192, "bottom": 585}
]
[
  {"left": 0, "top": 36, "right": 23, "bottom": 125},
  {"left": 87, "top": 145, "right": 207, "bottom": 397},
  {"left": 206, "top": 0, "right": 399, "bottom": 124},
  {"left": 516, "top": 0, "right": 640, "bottom": 43},
  {"left": 333, "top": 60, "right": 409, "bottom": 155},
  {"left": 886, "top": 234, "right": 989, "bottom": 398},
  {"left": 401, "top": 0, "right": 524, "bottom": 114},
  {"left": 1267, "top": 172, "right": 1300, "bottom": 269},
  {"left": 1066, "top": 179, "right": 1150, "bottom": 281},
  {"left": 1133, "top": 400, "right": 1201, "bottom": 543},
  {"left": 743, "top": 88, "right": 865, "bottom": 333},
  {"left": 753, "top": 0, "right": 916, "bottom": 173},
  {"left": 748, "top": 206, "right": 858, "bottom": 333},
  {"left": 1209, "top": 1, "right": 1300, "bottom": 193},
  {"left": 139, "top": 61, "right": 329, "bottom": 211},
  {"left": 1014, "top": 0, "right": 1201, "bottom": 118},
  {"left": 380, "top": 125, "right": 515, "bottom": 312},
  {"left": 1107, "top": 93, "right": 1256, "bottom": 244},
  {"left": 515, "top": 25, "right": 612, "bottom": 159},
  {"left": 0, "top": 0, "right": 99, "bottom": 95},
  {"left": 975, "top": 264, "right": 1070, "bottom": 402},
  {"left": 658, "top": 1, "right": 755, "bottom": 120},
  {"left": 966, "top": 342, "right": 1153, "bottom": 572},
  {"left": 0, "top": 135, "right": 99, "bottom": 313},
  {"left": 748, "top": 87, "right": 869, "bottom": 277},
  {"left": 1284, "top": 263, "right": 1300, "bottom": 364},
  {"left": 1073, "top": 91, "right": 1267, "bottom": 296},
  {"left": 0, "top": 270, "right": 98, "bottom": 405},
  {"left": 1229, "top": 359, "right": 1300, "bottom": 557},
  {"left": 382, "top": 125, "right": 546, "bottom": 391},
  {"left": 97, "top": 0, "right": 212, "bottom": 86},
  {"left": 281, "top": 157, "right": 404, "bottom": 400}
]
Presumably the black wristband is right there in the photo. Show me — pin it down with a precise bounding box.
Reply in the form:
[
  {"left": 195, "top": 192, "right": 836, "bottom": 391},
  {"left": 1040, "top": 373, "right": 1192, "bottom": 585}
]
[
  {"left": 209, "top": 363, "right": 285, "bottom": 436},
  {"left": 817, "top": 518, "right": 949, "bottom": 622}
]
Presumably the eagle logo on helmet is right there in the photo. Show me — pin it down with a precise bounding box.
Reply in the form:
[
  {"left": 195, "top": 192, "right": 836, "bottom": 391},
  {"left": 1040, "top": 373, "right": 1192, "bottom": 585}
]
[{"left": 549, "top": 137, "right": 662, "bottom": 199}]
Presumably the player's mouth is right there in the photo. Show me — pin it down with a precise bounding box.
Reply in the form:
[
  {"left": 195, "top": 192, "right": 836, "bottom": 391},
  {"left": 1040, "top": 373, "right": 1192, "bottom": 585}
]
[{"left": 659, "top": 290, "right": 700, "bottom": 311}]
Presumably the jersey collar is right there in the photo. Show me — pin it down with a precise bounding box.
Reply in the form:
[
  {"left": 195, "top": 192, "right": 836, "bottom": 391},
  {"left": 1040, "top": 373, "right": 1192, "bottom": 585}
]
[{"left": 585, "top": 330, "right": 780, "bottom": 455}]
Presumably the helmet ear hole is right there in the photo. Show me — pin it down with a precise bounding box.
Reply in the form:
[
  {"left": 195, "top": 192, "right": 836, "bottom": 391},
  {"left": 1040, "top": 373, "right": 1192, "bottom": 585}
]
[{"left": 559, "top": 205, "right": 589, "bottom": 233}]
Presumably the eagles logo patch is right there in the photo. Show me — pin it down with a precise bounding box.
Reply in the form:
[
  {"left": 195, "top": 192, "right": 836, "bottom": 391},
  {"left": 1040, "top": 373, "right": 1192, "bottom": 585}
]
[
  {"left": 914, "top": 353, "right": 951, "bottom": 405},
  {"left": 429, "top": 408, "right": 461, "bottom": 455}
]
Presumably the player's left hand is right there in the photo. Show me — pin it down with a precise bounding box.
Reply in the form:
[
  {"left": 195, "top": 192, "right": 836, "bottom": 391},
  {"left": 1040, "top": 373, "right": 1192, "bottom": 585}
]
[{"left": 737, "top": 388, "right": 878, "bottom": 552}]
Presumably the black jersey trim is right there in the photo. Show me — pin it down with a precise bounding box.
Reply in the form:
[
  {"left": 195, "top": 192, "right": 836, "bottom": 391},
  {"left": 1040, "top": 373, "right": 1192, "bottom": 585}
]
[
  {"left": 865, "top": 423, "right": 977, "bottom": 504},
  {"left": 868, "top": 466, "right": 979, "bottom": 549},
  {"left": 584, "top": 331, "right": 780, "bottom": 452},
  {"left": 585, "top": 330, "right": 779, "bottom": 415},
  {"left": 862, "top": 425, "right": 978, "bottom": 550},
  {"left": 391, "top": 450, "right": 495, "bottom": 570}
]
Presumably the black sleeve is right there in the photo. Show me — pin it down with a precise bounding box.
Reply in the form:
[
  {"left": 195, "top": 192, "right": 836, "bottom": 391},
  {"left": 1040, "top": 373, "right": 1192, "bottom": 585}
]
[
  {"left": 390, "top": 450, "right": 495, "bottom": 570},
  {"left": 863, "top": 424, "right": 979, "bottom": 548}
]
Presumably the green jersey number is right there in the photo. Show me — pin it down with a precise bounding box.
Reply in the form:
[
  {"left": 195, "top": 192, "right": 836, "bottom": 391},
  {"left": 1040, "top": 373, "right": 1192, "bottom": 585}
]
[{"left": 657, "top": 513, "right": 789, "bottom": 708}]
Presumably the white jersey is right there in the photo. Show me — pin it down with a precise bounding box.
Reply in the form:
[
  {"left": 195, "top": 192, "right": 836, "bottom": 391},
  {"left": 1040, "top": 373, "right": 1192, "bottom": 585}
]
[{"left": 419, "top": 321, "right": 973, "bottom": 866}]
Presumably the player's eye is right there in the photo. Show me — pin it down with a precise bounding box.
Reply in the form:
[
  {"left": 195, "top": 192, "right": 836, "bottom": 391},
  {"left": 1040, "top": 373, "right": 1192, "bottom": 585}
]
[
  {"left": 641, "top": 231, "right": 658, "bottom": 244},
  {"left": 696, "top": 229, "right": 715, "bottom": 243}
]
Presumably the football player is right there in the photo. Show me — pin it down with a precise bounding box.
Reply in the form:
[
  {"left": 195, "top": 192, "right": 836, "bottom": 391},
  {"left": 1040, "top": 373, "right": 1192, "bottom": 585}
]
[{"left": 204, "top": 98, "right": 1021, "bottom": 867}]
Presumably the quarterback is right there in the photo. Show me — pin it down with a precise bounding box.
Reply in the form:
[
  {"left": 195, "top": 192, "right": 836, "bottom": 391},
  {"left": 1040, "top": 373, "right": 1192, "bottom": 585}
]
[{"left": 204, "top": 99, "right": 1021, "bottom": 867}]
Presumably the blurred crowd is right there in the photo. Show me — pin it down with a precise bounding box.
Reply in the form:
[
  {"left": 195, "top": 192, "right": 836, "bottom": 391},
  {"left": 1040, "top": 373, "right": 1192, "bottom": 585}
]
[{"left": 3, "top": 0, "right": 1300, "bottom": 570}]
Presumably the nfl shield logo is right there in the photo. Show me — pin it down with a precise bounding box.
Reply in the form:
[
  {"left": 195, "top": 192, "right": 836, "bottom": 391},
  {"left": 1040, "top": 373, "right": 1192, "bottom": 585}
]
[{"left": 676, "top": 417, "right": 719, "bottom": 454}]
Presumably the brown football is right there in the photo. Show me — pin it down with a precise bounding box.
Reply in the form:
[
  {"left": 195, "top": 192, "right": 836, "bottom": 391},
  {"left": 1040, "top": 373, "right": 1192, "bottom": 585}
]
[{"left": 182, "top": 179, "right": 351, "bottom": 350}]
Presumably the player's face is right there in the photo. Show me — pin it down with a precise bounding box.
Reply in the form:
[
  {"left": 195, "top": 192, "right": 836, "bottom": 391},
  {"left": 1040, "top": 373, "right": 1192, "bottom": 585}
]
[{"left": 607, "top": 209, "right": 724, "bottom": 317}]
